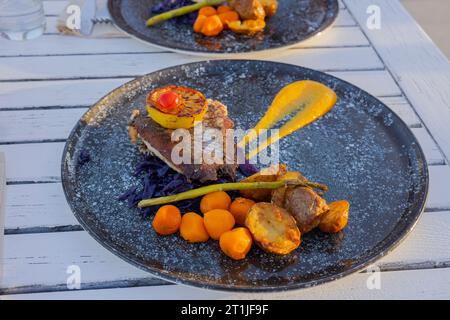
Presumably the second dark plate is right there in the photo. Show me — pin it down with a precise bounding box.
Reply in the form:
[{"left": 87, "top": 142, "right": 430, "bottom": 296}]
[{"left": 108, "top": 0, "right": 339, "bottom": 55}]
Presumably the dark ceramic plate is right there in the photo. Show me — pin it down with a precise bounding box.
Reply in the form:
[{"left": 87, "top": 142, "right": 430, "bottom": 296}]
[
  {"left": 108, "top": 0, "right": 339, "bottom": 55},
  {"left": 62, "top": 60, "right": 428, "bottom": 292}
]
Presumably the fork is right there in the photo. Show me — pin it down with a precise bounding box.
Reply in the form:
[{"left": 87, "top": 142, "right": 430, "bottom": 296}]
[{"left": 93, "top": 0, "right": 112, "bottom": 24}]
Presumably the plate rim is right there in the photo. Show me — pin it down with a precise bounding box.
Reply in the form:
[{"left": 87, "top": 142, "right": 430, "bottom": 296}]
[
  {"left": 61, "top": 59, "right": 429, "bottom": 293},
  {"left": 107, "top": 0, "right": 340, "bottom": 57}
]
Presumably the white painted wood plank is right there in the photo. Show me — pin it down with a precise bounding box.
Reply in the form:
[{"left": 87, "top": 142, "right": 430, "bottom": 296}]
[
  {"left": 3, "top": 164, "right": 449, "bottom": 231},
  {"left": 335, "top": 8, "right": 355, "bottom": 26},
  {"left": 330, "top": 70, "right": 401, "bottom": 97},
  {"left": 5, "top": 183, "right": 77, "bottom": 231},
  {"left": 0, "top": 143, "right": 64, "bottom": 183},
  {"left": 427, "top": 166, "right": 450, "bottom": 211},
  {"left": 0, "top": 71, "right": 400, "bottom": 110},
  {"left": 1, "top": 211, "right": 450, "bottom": 294},
  {"left": 0, "top": 108, "right": 85, "bottom": 143},
  {"left": 0, "top": 47, "right": 384, "bottom": 81},
  {"left": 4, "top": 267, "right": 449, "bottom": 300},
  {"left": 412, "top": 128, "right": 445, "bottom": 165},
  {"left": 0, "top": 78, "right": 133, "bottom": 109},
  {"left": 345, "top": 0, "right": 450, "bottom": 163},
  {"left": 0, "top": 27, "right": 368, "bottom": 57},
  {"left": 0, "top": 152, "right": 5, "bottom": 285},
  {"left": 43, "top": 0, "right": 68, "bottom": 16}
]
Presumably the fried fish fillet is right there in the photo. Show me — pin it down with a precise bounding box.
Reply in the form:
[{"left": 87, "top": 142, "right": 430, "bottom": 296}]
[{"left": 128, "top": 99, "right": 237, "bottom": 183}]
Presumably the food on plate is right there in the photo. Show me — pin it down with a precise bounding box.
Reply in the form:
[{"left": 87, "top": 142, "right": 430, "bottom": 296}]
[
  {"left": 239, "top": 164, "right": 287, "bottom": 201},
  {"left": 240, "top": 80, "right": 338, "bottom": 159},
  {"left": 152, "top": 205, "right": 182, "bottom": 235},
  {"left": 245, "top": 202, "right": 301, "bottom": 255},
  {"left": 228, "top": 19, "right": 266, "bottom": 35},
  {"left": 146, "top": 85, "right": 208, "bottom": 129},
  {"left": 271, "top": 171, "right": 307, "bottom": 207},
  {"left": 200, "top": 191, "right": 232, "bottom": 214},
  {"left": 123, "top": 80, "right": 349, "bottom": 261},
  {"left": 193, "top": 5, "right": 240, "bottom": 36},
  {"left": 147, "top": 0, "right": 226, "bottom": 26},
  {"left": 197, "top": 14, "right": 224, "bottom": 36},
  {"left": 147, "top": 0, "right": 279, "bottom": 37},
  {"left": 282, "top": 187, "right": 330, "bottom": 234},
  {"left": 151, "top": 0, "right": 198, "bottom": 25},
  {"left": 203, "top": 209, "right": 236, "bottom": 240},
  {"left": 258, "top": 0, "right": 278, "bottom": 17},
  {"left": 218, "top": 10, "right": 240, "bottom": 27},
  {"left": 129, "top": 86, "right": 237, "bottom": 183},
  {"left": 219, "top": 227, "right": 253, "bottom": 260},
  {"left": 180, "top": 212, "right": 210, "bottom": 242},
  {"left": 229, "top": 0, "right": 265, "bottom": 20},
  {"left": 319, "top": 200, "right": 350, "bottom": 233},
  {"left": 229, "top": 197, "right": 256, "bottom": 225}
]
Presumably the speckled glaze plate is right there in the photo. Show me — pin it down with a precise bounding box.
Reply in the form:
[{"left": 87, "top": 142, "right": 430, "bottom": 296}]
[
  {"left": 108, "top": 0, "right": 339, "bottom": 56},
  {"left": 62, "top": 60, "right": 428, "bottom": 292}
]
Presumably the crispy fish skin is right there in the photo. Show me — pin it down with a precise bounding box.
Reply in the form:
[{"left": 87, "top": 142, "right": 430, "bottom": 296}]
[{"left": 129, "top": 99, "right": 237, "bottom": 183}]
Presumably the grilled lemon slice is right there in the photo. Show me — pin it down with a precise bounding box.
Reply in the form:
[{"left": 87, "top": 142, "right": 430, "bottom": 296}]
[{"left": 147, "top": 85, "right": 208, "bottom": 129}]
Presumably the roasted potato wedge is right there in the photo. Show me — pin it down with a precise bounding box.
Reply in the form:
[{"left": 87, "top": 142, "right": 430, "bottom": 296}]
[
  {"left": 240, "top": 164, "right": 287, "bottom": 201},
  {"left": 228, "top": 19, "right": 266, "bottom": 35},
  {"left": 229, "top": 0, "right": 266, "bottom": 20},
  {"left": 259, "top": 0, "right": 278, "bottom": 16},
  {"left": 319, "top": 200, "right": 349, "bottom": 233},
  {"left": 245, "top": 202, "right": 301, "bottom": 255}
]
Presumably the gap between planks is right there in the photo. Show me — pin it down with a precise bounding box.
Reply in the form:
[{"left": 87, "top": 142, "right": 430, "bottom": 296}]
[{"left": 4, "top": 267, "right": 450, "bottom": 300}]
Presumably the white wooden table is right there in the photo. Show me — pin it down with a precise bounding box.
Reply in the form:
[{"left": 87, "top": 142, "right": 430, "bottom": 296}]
[{"left": 1, "top": 0, "right": 450, "bottom": 300}]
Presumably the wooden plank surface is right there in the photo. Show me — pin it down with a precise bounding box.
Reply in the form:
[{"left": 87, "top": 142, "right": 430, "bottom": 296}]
[
  {"left": 0, "top": 71, "right": 401, "bottom": 110},
  {"left": 0, "top": 153, "right": 5, "bottom": 287},
  {"left": 0, "top": 26, "right": 369, "bottom": 57},
  {"left": 4, "top": 267, "right": 450, "bottom": 300},
  {"left": 0, "top": 47, "right": 384, "bottom": 81},
  {"left": 1, "top": 211, "right": 450, "bottom": 294},
  {"left": 345, "top": 0, "right": 450, "bottom": 163}
]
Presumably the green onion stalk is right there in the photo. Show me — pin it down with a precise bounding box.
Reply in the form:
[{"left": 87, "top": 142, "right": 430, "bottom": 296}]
[
  {"left": 138, "top": 180, "right": 328, "bottom": 208},
  {"left": 146, "top": 0, "right": 227, "bottom": 27}
]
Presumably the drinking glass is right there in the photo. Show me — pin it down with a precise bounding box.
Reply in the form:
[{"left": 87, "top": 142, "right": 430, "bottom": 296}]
[{"left": 0, "top": 0, "right": 46, "bottom": 40}]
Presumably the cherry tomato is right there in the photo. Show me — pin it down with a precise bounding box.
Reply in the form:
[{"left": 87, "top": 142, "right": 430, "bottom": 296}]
[{"left": 157, "top": 91, "right": 180, "bottom": 112}]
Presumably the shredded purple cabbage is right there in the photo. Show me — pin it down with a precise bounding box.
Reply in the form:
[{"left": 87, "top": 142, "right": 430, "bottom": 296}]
[
  {"left": 119, "top": 155, "right": 257, "bottom": 218},
  {"left": 151, "top": 0, "right": 198, "bottom": 25}
]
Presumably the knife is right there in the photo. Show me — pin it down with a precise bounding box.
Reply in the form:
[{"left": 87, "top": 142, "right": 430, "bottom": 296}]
[{"left": 80, "top": 0, "right": 97, "bottom": 36}]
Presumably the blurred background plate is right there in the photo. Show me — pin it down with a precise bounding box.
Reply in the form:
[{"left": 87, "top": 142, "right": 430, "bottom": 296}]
[{"left": 108, "top": 0, "right": 339, "bottom": 55}]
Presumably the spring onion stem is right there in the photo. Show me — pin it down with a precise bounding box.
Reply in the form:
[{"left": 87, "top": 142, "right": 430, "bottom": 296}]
[
  {"left": 138, "top": 180, "right": 328, "bottom": 208},
  {"left": 146, "top": 0, "right": 227, "bottom": 27}
]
